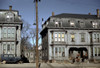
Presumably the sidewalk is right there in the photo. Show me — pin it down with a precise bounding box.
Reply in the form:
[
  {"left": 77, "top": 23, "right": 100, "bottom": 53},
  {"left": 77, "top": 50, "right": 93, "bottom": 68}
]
[{"left": 0, "top": 62, "right": 100, "bottom": 68}]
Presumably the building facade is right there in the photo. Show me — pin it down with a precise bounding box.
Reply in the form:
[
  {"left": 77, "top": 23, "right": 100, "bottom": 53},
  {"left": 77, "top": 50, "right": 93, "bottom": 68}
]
[
  {"left": 40, "top": 10, "right": 100, "bottom": 62},
  {"left": 0, "top": 6, "right": 23, "bottom": 57}
]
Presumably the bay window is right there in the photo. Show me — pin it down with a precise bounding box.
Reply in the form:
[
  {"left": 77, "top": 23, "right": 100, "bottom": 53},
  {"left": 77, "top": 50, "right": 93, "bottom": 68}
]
[{"left": 54, "top": 32, "right": 65, "bottom": 42}]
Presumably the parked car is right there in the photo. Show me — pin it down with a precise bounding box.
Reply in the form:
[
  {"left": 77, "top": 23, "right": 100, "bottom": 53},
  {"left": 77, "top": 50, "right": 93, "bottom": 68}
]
[{"left": 1, "top": 54, "right": 22, "bottom": 64}]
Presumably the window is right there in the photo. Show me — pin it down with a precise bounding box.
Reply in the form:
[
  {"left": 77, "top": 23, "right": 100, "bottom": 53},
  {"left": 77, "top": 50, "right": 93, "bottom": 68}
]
[
  {"left": 6, "top": 12, "right": 14, "bottom": 22},
  {"left": 7, "top": 44, "right": 10, "bottom": 51},
  {"left": 94, "top": 34, "right": 96, "bottom": 39},
  {"left": 54, "top": 32, "right": 65, "bottom": 42},
  {"left": 80, "top": 22, "right": 84, "bottom": 28},
  {"left": 55, "top": 21, "right": 62, "bottom": 27},
  {"left": 62, "top": 47, "right": 65, "bottom": 57},
  {"left": 55, "top": 47, "right": 58, "bottom": 57},
  {"left": 11, "top": 44, "right": 14, "bottom": 53},
  {"left": 94, "top": 34, "right": 100, "bottom": 42},
  {"left": 55, "top": 47, "right": 65, "bottom": 57},
  {"left": 59, "top": 47, "right": 61, "bottom": 56},
  {"left": 93, "top": 22, "right": 98, "bottom": 28},
  {"left": 97, "top": 34, "right": 99, "bottom": 42},
  {"left": 98, "top": 48, "right": 100, "bottom": 56},
  {"left": 12, "top": 28, "right": 15, "bottom": 38},
  {"left": 81, "top": 34, "right": 85, "bottom": 42},
  {"left": 3, "top": 44, "right": 6, "bottom": 54},
  {"left": 71, "top": 34, "right": 75, "bottom": 42},
  {"left": 51, "top": 32, "right": 53, "bottom": 42},
  {"left": 3, "top": 27, "right": 15, "bottom": 39},
  {"left": 95, "top": 47, "right": 100, "bottom": 56},
  {"left": 70, "top": 22, "right": 75, "bottom": 27},
  {"left": 58, "top": 22, "right": 62, "bottom": 27},
  {"left": 58, "top": 33, "right": 61, "bottom": 41},
  {"left": 62, "top": 33, "right": 65, "bottom": 41},
  {"left": 55, "top": 22, "right": 58, "bottom": 27},
  {"left": 3, "top": 28, "right": 7, "bottom": 38},
  {"left": 8, "top": 28, "right": 11, "bottom": 38},
  {"left": 55, "top": 33, "right": 57, "bottom": 41}
]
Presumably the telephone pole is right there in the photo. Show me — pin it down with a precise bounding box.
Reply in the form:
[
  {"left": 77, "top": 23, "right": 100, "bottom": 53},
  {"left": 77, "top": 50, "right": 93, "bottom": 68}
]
[{"left": 34, "top": 0, "right": 40, "bottom": 68}]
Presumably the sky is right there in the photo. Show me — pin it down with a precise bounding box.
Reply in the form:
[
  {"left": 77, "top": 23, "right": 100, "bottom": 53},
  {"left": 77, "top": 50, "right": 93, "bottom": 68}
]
[{"left": 0, "top": 0, "right": 100, "bottom": 45}]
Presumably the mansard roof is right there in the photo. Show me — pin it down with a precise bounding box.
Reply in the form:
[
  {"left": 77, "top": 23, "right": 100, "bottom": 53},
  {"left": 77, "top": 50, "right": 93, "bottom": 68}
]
[
  {"left": 51, "top": 13, "right": 100, "bottom": 19},
  {"left": 40, "top": 13, "right": 100, "bottom": 35},
  {"left": 0, "top": 9, "right": 22, "bottom": 23}
]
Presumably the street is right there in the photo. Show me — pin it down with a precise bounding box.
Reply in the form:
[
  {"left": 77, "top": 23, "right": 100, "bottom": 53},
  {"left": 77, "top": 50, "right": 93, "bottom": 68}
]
[{"left": 0, "top": 63, "right": 100, "bottom": 68}]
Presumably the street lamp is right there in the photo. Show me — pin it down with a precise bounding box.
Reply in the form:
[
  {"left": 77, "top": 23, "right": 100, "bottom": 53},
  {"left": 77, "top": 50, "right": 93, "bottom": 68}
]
[{"left": 34, "top": 0, "right": 40, "bottom": 68}]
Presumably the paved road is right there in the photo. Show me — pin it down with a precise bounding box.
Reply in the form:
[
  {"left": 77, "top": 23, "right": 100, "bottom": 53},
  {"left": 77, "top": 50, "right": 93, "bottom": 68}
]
[{"left": 0, "top": 63, "right": 100, "bottom": 68}]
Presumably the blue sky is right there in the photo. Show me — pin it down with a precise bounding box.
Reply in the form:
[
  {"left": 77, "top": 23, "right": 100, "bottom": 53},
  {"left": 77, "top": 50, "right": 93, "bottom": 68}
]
[{"left": 0, "top": 0, "right": 100, "bottom": 44}]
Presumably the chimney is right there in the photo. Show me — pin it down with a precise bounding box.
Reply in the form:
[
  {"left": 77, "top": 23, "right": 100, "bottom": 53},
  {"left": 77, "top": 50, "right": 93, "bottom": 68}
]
[
  {"left": 9, "top": 6, "right": 12, "bottom": 11},
  {"left": 52, "top": 12, "right": 54, "bottom": 16},
  {"left": 97, "top": 9, "right": 99, "bottom": 18},
  {"left": 88, "top": 13, "right": 91, "bottom": 15}
]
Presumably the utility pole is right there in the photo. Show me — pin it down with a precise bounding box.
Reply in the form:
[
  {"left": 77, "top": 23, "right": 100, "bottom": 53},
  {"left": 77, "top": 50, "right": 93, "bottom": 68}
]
[{"left": 34, "top": 0, "right": 40, "bottom": 68}]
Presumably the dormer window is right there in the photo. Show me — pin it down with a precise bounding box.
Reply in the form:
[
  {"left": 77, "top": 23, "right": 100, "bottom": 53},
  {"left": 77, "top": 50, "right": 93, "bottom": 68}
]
[
  {"left": 58, "top": 22, "right": 62, "bottom": 27},
  {"left": 55, "top": 21, "right": 62, "bottom": 27},
  {"left": 55, "top": 22, "right": 58, "bottom": 27},
  {"left": 80, "top": 22, "right": 84, "bottom": 28},
  {"left": 6, "top": 12, "right": 14, "bottom": 22},
  {"left": 70, "top": 22, "right": 75, "bottom": 27},
  {"left": 46, "top": 22, "right": 48, "bottom": 26},
  {"left": 93, "top": 22, "right": 97, "bottom": 28}
]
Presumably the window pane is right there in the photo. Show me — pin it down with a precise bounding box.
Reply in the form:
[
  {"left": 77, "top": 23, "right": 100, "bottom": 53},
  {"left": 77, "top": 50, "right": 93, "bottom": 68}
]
[
  {"left": 62, "top": 47, "right": 65, "bottom": 57},
  {"left": 55, "top": 33, "right": 57, "bottom": 41},
  {"left": 93, "top": 23, "right": 97, "bottom": 28},
  {"left": 59, "top": 47, "right": 61, "bottom": 56},
  {"left": 55, "top": 38, "right": 57, "bottom": 41},
  {"left": 98, "top": 48, "right": 100, "bottom": 56},
  {"left": 3, "top": 44, "right": 6, "bottom": 54},
  {"left": 71, "top": 35, "right": 75, "bottom": 38},
  {"left": 81, "top": 34, "right": 85, "bottom": 42},
  {"left": 59, "top": 47, "right": 61, "bottom": 53},
  {"left": 51, "top": 32, "right": 53, "bottom": 39},
  {"left": 55, "top": 33, "right": 57, "bottom": 37},
  {"left": 58, "top": 33, "right": 61, "bottom": 41},
  {"left": 97, "top": 34, "right": 99, "bottom": 38},
  {"left": 62, "top": 33, "right": 64, "bottom": 41},
  {"left": 62, "top": 33, "right": 64, "bottom": 38},
  {"left": 58, "top": 22, "right": 61, "bottom": 27},
  {"left": 95, "top": 47, "right": 97, "bottom": 56},
  {"left": 12, "top": 28, "right": 15, "bottom": 38},
  {"left": 94, "top": 34, "right": 96, "bottom": 39},
  {"left": 7, "top": 44, "right": 10, "bottom": 51},
  {"left": 55, "top": 47, "right": 58, "bottom": 56},
  {"left": 70, "top": 22, "right": 74, "bottom": 27},
  {"left": 58, "top": 34, "right": 61, "bottom": 37},
  {"left": 3, "top": 28, "right": 7, "bottom": 38},
  {"left": 71, "top": 34, "right": 75, "bottom": 42},
  {"left": 8, "top": 28, "right": 11, "bottom": 38}
]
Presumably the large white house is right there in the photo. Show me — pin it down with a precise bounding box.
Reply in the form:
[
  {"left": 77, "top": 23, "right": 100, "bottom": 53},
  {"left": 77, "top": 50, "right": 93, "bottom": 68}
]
[
  {"left": 40, "top": 10, "right": 100, "bottom": 62},
  {"left": 0, "top": 6, "right": 23, "bottom": 57}
]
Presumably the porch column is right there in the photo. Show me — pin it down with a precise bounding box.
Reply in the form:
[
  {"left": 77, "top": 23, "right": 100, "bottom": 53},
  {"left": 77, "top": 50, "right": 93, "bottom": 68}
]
[
  {"left": 88, "top": 46, "right": 91, "bottom": 59},
  {"left": 66, "top": 46, "right": 69, "bottom": 60}
]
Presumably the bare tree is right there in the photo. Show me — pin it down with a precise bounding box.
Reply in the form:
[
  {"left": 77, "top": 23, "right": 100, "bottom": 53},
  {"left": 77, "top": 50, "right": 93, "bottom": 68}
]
[
  {"left": 21, "top": 20, "right": 42, "bottom": 52},
  {"left": 29, "top": 27, "right": 41, "bottom": 47},
  {"left": 21, "top": 20, "right": 32, "bottom": 55}
]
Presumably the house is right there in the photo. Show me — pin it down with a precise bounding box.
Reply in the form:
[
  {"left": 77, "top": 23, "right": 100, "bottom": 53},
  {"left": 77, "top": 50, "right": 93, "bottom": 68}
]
[
  {"left": 0, "top": 6, "right": 23, "bottom": 57},
  {"left": 40, "top": 9, "right": 100, "bottom": 62},
  {"left": 24, "top": 49, "right": 35, "bottom": 63}
]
